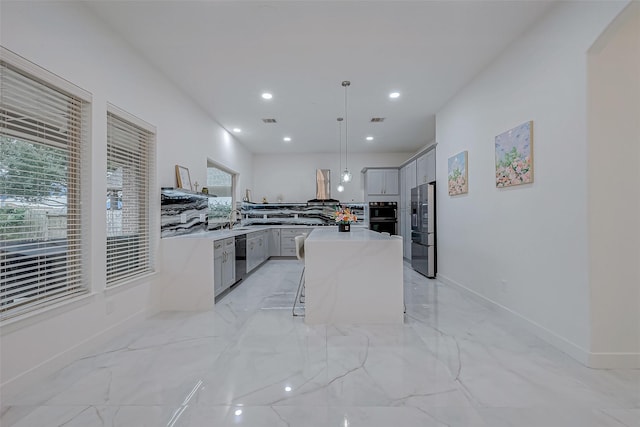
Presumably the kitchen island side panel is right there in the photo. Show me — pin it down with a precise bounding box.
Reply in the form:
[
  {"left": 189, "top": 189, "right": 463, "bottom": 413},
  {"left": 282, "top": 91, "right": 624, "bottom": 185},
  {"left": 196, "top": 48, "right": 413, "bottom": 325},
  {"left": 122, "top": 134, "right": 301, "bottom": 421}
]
[{"left": 304, "top": 229, "right": 404, "bottom": 324}]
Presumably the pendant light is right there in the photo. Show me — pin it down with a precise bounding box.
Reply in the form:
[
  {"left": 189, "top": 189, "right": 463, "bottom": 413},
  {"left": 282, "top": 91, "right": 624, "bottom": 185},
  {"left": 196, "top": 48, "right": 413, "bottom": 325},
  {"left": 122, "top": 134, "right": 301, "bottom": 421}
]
[
  {"left": 341, "top": 81, "right": 352, "bottom": 183},
  {"left": 337, "top": 117, "right": 345, "bottom": 193}
]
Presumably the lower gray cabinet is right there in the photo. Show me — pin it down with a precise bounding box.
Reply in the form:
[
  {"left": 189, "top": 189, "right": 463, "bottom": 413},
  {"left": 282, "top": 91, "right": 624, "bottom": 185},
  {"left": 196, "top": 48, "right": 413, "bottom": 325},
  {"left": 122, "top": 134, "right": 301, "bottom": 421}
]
[
  {"left": 214, "top": 241, "right": 223, "bottom": 296},
  {"left": 280, "top": 228, "right": 310, "bottom": 257},
  {"left": 259, "top": 230, "right": 268, "bottom": 263},
  {"left": 269, "top": 229, "right": 281, "bottom": 257},
  {"left": 214, "top": 237, "right": 235, "bottom": 297},
  {"left": 222, "top": 237, "right": 235, "bottom": 290},
  {"left": 280, "top": 228, "right": 299, "bottom": 257},
  {"left": 246, "top": 231, "right": 271, "bottom": 273},
  {"left": 246, "top": 233, "right": 259, "bottom": 273}
]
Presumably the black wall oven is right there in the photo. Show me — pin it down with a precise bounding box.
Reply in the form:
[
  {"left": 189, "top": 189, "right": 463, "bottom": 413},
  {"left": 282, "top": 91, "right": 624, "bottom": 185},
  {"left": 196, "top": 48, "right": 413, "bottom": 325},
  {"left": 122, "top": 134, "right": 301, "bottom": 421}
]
[{"left": 369, "top": 201, "right": 398, "bottom": 235}]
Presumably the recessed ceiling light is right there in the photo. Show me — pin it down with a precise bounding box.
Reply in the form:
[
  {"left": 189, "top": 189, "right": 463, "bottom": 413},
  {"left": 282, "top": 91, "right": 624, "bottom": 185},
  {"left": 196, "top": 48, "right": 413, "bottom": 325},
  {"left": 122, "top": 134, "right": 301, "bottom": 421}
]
[
  {"left": 283, "top": 137, "right": 292, "bottom": 142},
  {"left": 261, "top": 92, "right": 273, "bottom": 100},
  {"left": 389, "top": 92, "right": 400, "bottom": 99},
  {"left": 232, "top": 128, "right": 242, "bottom": 133},
  {"left": 366, "top": 136, "right": 374, "bottom": 141},
  {"left": 234, "top": 409, "right": 242, "bottom": 416}
]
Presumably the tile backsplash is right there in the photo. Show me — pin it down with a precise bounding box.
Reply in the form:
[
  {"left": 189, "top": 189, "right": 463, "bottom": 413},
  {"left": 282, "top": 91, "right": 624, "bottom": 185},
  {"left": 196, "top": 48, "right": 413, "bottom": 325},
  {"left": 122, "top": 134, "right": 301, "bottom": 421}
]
[
  {"left": 161, "top": 188, "right": 209, "bottom": 238},
  {"left": 161, "top": 188, "right": 367, "bottom": 238}
]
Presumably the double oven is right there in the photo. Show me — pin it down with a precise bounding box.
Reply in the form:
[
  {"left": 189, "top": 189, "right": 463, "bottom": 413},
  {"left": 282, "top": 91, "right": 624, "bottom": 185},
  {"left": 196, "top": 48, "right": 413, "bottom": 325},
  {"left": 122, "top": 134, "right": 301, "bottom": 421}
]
[{"left": 368, "top": 201, "right": 398, "bottom": 235}]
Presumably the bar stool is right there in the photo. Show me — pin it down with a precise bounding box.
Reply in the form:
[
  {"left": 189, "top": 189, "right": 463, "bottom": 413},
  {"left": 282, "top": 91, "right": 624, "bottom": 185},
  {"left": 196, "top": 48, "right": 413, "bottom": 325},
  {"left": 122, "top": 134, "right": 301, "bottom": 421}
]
[{"left": 292, "top": 234, "right": 306, "bottom": 317}]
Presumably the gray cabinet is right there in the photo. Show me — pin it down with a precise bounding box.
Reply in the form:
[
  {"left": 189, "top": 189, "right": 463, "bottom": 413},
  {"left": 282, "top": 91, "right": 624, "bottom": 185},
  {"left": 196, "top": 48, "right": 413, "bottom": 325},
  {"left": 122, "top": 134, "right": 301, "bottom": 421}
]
[
  {"left": 365, "top": 169, "right": 399, "bottom": 195},
  {"left": 416, "top": 149, "right": 436, "bottom": 185},
  {"left": 246, "top": 232, "right": 261, "bottom": 273},
  {"left": 222, "top": 238, "right": 235, "bottom": 290},
  {"left": 247, "top": 231, "right": 269, "bottom": 273},
  {"left": 246, "top": 233, "right": 258, "bottom": 273},
  {"left": 259, "top": 230, "right": 268, "bottom": 263},
  {"left": 400, "top": 160, "right": 417, "bottom": 260},
  {"left": 214, "top": 237, "right": 235, "bottom": 297},
  {"left": 403, "top": 160, "right": 417, "bottom": 210},
  {"left": 214, "top": 241, "right": 223, "bottom": 296},
  {"left": 269, "top": 228, "right": 281, "bottom": 257},
  {"left": 280, "top": 228, "right": 307, "bottom": 257}
]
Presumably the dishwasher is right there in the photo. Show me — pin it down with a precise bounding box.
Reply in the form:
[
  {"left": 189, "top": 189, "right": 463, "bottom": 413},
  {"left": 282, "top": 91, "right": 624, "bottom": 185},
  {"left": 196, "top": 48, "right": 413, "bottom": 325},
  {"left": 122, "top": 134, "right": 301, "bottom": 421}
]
[{"left": 234, "top": 234, "right": 247, "bottom": 284}]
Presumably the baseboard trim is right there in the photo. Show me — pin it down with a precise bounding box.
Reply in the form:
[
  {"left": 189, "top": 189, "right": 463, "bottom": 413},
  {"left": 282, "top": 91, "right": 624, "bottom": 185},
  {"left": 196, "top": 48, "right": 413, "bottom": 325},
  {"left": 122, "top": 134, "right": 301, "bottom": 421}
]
[
  {"left": 1, "top": 309, "right": 146, "bottom": 399},
  {"left": 436, "top": 274, "right": 638, "bottom": 368},
  {"left": 589, "top": 352, "right": 640, "bottom": 369}
]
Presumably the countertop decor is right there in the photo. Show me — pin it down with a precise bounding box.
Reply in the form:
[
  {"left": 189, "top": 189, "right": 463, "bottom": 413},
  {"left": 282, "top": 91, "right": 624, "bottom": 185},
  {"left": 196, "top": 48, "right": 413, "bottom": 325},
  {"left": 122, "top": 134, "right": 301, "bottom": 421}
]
[{"left": 333, "top": 206, "right": 357, "bottom": 232}]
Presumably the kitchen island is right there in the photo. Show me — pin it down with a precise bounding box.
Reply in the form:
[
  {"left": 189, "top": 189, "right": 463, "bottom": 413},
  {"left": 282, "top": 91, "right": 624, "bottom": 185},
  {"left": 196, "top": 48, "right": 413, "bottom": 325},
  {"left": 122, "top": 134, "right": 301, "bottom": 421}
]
[{"left": 304, "top": 228, "right": 404, "bottom": 324}]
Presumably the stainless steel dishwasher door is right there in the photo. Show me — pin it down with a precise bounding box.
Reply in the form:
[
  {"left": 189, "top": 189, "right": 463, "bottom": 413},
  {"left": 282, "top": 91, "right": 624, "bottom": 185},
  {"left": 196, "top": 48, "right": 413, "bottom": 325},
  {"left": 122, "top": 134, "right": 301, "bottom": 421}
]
[{"left": 234, "top": 234, "right": 247, "bottom": 283}]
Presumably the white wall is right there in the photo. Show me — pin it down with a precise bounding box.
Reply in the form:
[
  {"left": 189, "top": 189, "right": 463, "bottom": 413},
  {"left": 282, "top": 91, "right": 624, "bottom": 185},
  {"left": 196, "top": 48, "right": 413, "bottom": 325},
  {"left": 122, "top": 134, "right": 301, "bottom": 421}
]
[
  {"left": 587, "top": 3, "right": 640, "bottom": 367},
  {"left": 252, "top": 152, "right": 412, "bottom": 203},
  {"left": 435, "top": 1, "right": 629, "bottom": 366},
  {"left": 0, "top": 1, "right": 253, "bottom": 396}
]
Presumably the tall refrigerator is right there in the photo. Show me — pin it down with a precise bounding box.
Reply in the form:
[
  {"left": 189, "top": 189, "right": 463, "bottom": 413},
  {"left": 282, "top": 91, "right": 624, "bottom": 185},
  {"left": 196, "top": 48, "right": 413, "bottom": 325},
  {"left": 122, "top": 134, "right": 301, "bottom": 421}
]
[{"left": 411, "top": 182, "right": 436, "bottom": 278}]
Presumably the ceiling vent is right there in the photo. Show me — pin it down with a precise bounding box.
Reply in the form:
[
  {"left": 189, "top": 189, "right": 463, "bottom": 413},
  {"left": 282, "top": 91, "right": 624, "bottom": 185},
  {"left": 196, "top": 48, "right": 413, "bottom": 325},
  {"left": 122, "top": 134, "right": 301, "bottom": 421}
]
[
  {"left": 262, "top": 118, "right": 277, "bottom": 123},
  {"left": 370, "top": 117, "right": 385, "bottom": 123}
]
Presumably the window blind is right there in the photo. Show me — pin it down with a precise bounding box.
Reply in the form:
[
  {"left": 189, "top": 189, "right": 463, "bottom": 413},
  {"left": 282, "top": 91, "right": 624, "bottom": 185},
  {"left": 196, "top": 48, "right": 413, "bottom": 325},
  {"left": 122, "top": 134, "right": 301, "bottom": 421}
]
[
  {"left": 106, "top": 110, "right": 154, "bottom": 285},
  {"left": 0, "top": 56, "right": 89, "bottom": 320}
]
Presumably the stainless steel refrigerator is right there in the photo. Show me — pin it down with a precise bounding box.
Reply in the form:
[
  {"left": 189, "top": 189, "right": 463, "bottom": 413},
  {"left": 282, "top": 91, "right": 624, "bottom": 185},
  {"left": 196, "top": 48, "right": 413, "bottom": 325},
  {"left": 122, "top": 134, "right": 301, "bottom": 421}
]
[{"left": 411, "top": 182, "right": 436, "bottom": 278}]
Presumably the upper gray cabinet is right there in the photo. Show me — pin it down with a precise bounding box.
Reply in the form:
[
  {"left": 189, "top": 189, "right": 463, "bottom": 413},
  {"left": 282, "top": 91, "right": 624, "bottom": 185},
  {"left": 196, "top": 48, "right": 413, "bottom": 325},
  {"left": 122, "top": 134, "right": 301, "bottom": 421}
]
[
  {"left": 416, "top": 148, "right": 436, "bottom": 184},
  {"left": 401, "top": 160, "right": 417, "bottom": 210},
  {"left": 364, "top": 168, "right": 399, "bottom": 195}
]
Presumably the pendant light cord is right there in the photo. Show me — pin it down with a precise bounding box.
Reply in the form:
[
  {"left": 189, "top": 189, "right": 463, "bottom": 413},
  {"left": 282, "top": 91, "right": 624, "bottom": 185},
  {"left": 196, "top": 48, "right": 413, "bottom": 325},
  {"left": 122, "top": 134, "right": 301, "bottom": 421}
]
[
  {"left": 343, "top": 81, "right": 349, "bottom": 172},
  {"left": 338, "top": 118, "right": 343, "bottom": 176}
]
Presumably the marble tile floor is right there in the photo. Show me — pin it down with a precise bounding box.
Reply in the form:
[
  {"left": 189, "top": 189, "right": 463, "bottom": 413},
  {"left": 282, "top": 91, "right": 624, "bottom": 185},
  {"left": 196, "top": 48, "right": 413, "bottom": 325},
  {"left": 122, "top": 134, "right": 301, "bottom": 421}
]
[{"left": 2, "top": 260, "right": 639, "bottom": 426}]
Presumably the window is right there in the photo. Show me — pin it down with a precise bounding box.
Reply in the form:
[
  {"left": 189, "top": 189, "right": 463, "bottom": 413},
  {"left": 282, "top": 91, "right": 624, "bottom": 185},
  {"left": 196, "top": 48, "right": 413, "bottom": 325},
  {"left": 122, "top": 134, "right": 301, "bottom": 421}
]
[
  {"left": 106, "top": 106, "right": 155, "bottom": 286},
  {"left": 0, "top": 48, "right": 90, "bottom": 320},
  {"left": 206, "top": 163, "right": 234, "bottom": 228}
]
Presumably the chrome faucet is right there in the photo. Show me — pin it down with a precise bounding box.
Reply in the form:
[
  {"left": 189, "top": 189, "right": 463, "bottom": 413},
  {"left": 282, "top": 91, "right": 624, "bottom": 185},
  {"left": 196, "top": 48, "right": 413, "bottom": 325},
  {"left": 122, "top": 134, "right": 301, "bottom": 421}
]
[{"left": 228, "top": 209, "right": 242, "bottom": 229}]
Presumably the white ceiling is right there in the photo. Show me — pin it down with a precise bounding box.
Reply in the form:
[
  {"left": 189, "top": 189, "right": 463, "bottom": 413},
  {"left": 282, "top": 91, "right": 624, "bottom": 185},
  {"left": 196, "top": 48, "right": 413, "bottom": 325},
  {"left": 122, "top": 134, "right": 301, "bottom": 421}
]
[{"left": 85, "top": 1, "right": 555, "bottom": 154}]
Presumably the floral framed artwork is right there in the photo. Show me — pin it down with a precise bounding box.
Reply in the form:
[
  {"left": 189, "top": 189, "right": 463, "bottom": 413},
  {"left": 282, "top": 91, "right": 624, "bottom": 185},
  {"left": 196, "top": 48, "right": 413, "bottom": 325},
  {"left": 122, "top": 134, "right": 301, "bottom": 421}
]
[
  {"left": 495, "top": 121, "right": 533, "bottom": 188},
  {"left": 175, "top": 165, "right": 192, "bottom": 190},
  {"left": 448, "top": 151, "right": 468, "bottom": 196}
]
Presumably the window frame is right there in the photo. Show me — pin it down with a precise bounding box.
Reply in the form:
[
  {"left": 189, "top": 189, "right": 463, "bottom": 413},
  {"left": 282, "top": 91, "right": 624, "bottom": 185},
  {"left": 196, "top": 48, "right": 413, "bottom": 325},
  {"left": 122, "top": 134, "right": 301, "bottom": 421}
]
[
  {"left": 0, "top": 47, "right": 91, "bottom": 321},
  {"left": 105, "top": 103, "right": 156, "bottom": 287},
  {"left": 206, "top": 159, "right": 238, "bottom": 228}
]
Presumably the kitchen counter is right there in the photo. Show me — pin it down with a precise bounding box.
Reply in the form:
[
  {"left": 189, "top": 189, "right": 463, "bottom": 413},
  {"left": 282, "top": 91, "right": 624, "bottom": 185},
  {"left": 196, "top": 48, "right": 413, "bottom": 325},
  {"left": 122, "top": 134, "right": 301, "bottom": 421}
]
[
  {"left": 304, "top": 228, "right": 404, "bottom": 324},
  {"left": 165, "top": 224, "right": 370, "bottom": 242},
  {"left": 156, "top": 224, "right": 375, "bottom": 312}
]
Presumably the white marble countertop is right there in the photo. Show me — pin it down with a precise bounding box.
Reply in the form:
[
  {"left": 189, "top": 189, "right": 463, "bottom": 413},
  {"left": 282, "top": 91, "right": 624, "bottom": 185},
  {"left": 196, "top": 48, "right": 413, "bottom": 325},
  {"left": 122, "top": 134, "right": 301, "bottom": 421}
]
[
  {"left": 168, "top": 226, "right": 270, "bottom": 240},
  {"left": 166, "top": 224, "right": 368, "bottom": 241},
  {"left": 307, "top": 227, "right": 393, "bottom": 242}
]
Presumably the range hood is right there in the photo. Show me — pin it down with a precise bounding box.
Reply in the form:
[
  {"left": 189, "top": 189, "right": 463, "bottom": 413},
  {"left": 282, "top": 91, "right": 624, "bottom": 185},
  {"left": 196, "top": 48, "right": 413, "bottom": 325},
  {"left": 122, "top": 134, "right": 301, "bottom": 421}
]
[{"left": 308, "top": 169, "right": 340, "bottom": 204}]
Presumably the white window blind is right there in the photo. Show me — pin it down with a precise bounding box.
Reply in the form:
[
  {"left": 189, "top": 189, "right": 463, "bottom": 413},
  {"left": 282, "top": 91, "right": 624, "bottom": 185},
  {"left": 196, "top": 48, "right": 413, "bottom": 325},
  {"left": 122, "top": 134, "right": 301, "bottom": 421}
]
[
  {"left": 0, "top": 52, "right": 90, "bottom": 320},
  {"left": 106, "top": 109, "right": 155, "bottom": 286}
]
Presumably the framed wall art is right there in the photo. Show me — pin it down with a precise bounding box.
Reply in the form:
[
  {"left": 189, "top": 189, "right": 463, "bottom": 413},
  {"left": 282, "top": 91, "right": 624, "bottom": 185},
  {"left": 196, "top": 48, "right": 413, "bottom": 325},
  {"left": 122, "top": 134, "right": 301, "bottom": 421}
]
[
  {"left": 175, "top": 165, "right": 192, "bottom": 190},
  {"left": 495, "top": 121, "right": 533, "bottom": 188},
  {"left": 448, "top": 151, "right": 468, "bottom": 196}
]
